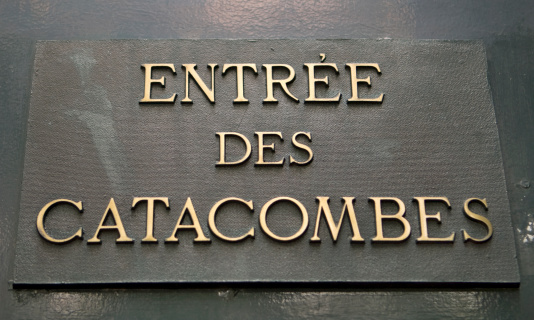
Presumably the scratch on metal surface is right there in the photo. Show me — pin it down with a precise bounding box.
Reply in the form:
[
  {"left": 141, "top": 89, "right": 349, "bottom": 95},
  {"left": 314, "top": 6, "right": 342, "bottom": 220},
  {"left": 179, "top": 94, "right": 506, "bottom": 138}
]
[
  {"left": 68, "top": 50, "right": 127, "bottom": 194},
  {"left": 517, "top": 213, "right": 534, "bottom": 244}
]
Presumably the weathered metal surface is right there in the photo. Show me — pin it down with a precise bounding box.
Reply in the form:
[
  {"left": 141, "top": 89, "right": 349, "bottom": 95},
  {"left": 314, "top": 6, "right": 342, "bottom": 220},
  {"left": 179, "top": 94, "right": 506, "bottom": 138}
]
[
  {"left": 13, "top": 39, "right": 518, "bottom": 285},
  {"left": 1, "top": 1, "right": 533, "bottom": 319}
]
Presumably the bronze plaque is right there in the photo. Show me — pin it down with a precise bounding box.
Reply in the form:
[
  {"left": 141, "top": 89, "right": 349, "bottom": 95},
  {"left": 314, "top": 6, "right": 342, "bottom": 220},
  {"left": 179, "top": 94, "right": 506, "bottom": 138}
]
[{"left": 13, "top": 40, "right": 519, "bottom": 286}]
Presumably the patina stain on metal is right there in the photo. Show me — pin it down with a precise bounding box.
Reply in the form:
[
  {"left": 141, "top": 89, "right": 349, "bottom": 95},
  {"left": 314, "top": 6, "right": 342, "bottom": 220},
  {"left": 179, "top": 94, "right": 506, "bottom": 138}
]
[{"left": 13, "top": 39, "right": 519, "bottom": 286}]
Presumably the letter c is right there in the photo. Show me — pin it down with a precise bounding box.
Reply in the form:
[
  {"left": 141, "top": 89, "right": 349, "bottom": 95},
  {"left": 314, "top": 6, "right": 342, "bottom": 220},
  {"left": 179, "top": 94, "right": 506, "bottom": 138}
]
[
  {"left": 209, "top": 197, "right": 254, "bottom": 241},
  {"left": 36, "top": 199, "right": 83, "bottom": 243}
]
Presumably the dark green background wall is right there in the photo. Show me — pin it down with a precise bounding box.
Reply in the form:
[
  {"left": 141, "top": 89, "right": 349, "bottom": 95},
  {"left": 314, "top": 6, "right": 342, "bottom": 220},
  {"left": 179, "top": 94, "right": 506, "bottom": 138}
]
[{"left": 1, "top": 1, "right": 532, "bottom": 318}]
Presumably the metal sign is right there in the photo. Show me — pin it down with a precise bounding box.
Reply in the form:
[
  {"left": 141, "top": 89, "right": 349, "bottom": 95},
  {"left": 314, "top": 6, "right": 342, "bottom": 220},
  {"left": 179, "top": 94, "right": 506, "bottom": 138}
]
[{"left": 13, "top": 40, "right": 519, "bottom": 286}]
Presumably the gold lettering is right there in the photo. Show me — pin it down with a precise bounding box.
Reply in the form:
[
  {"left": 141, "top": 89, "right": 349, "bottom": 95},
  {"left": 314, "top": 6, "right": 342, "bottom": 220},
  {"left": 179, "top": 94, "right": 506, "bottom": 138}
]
[
  {"left": 289, "top": 132, "right": 313, "bottom": 165},
  {"left": 222, "top": 63, "right": 258, "bottom": 103},
  {"left": 132, "top": 197, "right": 170, "bottom": 243},
  {"left": 414, "top": 197, "right": 455, "bottom": 243},
  {"left": 263, "top": 64, "right": 299, "bottom": 102},
  {"left": 166, "top": 197, "right": 210, "bottom": 243},
  {"left": 140, "top": 63, "right": 177, "bottom": 103},
  {"left": 259, "top": 197, "right": 309, "bottom": 241},
  {"left": 208, "top": 197, "right": 254, "bottom": 242},
  {"left": 36, "top": 199, "right": 83, "bottom": 244},
  {"left": 87, "top": 198, "right": 133, "bottom": 244},
  {"left": 181, "top": 64, "right": 217, "bottom": 103},
  {"left": 346, "top": 63, "right": 384, "bottom": 102},
  {"left": 370, "top": 197, "right": 410, "bottom": 242},
  {"left": 255, "top": 131, "right": 284, "bottom": 166},
  {"left": 462, "top": 198, "right": 493, "bottom": 243},
  {"left": 310, "top": 197, "right": 364, "bottom": 242},
  {"left": 304, "top": 63, "right": 341, "bottom": 102},
  {"left": 216, "top": 132, "right": 252, "bottom": 166}
]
